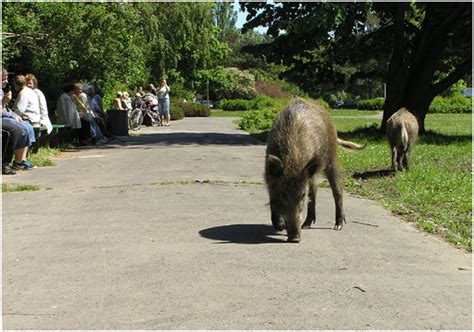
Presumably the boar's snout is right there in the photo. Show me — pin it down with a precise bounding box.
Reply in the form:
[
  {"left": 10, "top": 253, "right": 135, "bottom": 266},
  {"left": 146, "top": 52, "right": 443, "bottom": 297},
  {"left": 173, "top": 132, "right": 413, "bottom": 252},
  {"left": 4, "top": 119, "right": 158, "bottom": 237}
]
[{"left": 271, "top": 212, "right": 285, "bottom": 231}]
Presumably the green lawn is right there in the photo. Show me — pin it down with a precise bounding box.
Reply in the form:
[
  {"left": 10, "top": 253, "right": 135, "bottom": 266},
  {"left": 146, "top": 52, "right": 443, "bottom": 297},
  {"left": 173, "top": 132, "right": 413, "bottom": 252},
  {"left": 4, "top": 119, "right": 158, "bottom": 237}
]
[{"left": 334, "top": 113, "right": 471, "bottom": 250}]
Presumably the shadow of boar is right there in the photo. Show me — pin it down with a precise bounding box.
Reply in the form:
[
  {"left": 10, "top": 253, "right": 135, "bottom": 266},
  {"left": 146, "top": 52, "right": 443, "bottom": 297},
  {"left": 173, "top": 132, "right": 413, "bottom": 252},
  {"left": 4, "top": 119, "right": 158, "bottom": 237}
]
[
  {"left": 386, "top": 107, "right": 419, "bottom": 173},
  {"left": 265, "top": 98, "right": 366, "bottom": 243}
]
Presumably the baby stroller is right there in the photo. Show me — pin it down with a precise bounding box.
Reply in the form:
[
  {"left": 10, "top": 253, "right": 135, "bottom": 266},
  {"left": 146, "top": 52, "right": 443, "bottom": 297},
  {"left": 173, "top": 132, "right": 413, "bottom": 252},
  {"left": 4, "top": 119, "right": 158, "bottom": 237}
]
[{"left": 129, "top": 94, "right": 161, "bottom": 131}]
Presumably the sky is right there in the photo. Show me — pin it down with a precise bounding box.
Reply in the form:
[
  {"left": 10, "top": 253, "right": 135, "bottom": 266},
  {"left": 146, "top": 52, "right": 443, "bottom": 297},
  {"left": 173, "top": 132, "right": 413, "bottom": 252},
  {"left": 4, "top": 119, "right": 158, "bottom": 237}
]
[{"left": 233, "top": 0, "right": 269, "bottom": 34}]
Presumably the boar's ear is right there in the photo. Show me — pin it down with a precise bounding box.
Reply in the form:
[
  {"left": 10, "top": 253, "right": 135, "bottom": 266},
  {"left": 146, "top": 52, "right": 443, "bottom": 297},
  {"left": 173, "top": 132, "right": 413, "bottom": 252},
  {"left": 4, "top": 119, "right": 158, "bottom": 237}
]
[
  {"left": 266, "top": 155, "right": 283, "bottom": 178},
  {"left": 305, "top": 157, "right": 319, "bottom": 177}
]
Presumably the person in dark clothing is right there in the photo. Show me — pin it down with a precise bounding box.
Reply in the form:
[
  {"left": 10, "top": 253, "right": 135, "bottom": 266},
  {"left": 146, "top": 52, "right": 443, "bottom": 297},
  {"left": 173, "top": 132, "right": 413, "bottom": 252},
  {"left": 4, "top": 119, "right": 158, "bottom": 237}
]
[{"left": 2, "top": 119, "right": 29, "bottom": 175}]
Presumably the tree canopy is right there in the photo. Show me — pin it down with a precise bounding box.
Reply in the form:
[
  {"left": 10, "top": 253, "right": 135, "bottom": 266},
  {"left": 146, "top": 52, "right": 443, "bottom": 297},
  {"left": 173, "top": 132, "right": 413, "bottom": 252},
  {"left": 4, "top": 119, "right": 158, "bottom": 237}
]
[
  {"left": 2, "top": 2, "right": 229, "bottom": 106},
  {"left": 240, "top": 1, "right": 472, "bottom": 132}
]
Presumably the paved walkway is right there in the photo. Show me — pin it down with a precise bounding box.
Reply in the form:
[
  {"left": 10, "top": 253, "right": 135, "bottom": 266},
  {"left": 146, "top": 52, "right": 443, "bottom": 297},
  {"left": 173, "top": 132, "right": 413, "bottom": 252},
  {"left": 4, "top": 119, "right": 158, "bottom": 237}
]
[{"left": 2, "top": 117, "right": 471, "bottom": 329}]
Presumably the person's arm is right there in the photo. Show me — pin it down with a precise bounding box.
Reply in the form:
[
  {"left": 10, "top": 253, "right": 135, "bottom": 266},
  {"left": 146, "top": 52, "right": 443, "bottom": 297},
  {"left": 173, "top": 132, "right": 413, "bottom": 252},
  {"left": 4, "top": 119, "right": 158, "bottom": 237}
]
[
  {"left": 2, "top": 90, "right": 11, "bottom": 110},
  {"left": 13, "top": 91, "right": 28, "bottom": 118}
]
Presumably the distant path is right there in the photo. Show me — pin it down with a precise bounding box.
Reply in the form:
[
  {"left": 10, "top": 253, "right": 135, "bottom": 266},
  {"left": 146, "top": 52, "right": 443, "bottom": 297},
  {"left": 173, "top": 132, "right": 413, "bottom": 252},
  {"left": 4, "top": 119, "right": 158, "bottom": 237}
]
[{"left": 2, "top": 117, "right": 471, "bottom": 329}]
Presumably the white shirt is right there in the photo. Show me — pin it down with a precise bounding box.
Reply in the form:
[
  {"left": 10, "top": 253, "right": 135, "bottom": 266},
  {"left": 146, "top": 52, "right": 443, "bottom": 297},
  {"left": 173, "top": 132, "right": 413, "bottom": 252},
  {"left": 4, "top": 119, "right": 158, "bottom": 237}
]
[
  {"left": 56, "top": 93, "right": 81, "bottom": 129},
  {"left": 34, "top": 88, "right": 53, "bottom": 133},
  {"left": 13, "top": 87, "right": 41, "bottom": 125}
]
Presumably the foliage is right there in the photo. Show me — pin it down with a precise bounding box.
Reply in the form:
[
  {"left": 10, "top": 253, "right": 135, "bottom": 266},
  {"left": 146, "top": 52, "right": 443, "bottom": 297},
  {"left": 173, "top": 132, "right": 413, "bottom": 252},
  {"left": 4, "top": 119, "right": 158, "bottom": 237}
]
[
  {"left": 241, "top": 2, "right": 471, "bottom": 131},
  {"left": 358, "top": 98, "right": 385, "bottom": 110},
  {"left": 221, "top": 95, "right": 274, "bottom": 111},
  {"left": 173, "top": 99, "right": 210, "bottom": 117},
  {"left": 429, "top": 95, "right": 472, "bottom": 114},
  {"left": 255, "top": 80, "right": 293, "bottom": 98},
  {"left": 238, "top": 108, "right": 280, "bottom": 133},
  {"left": 195, "top": 66, "right": 258, "bottom": 100},
  {"left": 2, "top": 2, "right": 229, "bottom": 110},
  {"left": 169, "top": 105, "right": 184, "bottom": 120}
]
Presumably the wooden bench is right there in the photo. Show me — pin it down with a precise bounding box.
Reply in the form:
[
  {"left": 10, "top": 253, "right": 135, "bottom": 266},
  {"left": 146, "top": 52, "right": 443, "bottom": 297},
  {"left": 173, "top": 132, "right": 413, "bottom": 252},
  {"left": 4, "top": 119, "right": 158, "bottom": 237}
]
[{"left": 32, "top": 124, "right": 72, "bottom": 152}]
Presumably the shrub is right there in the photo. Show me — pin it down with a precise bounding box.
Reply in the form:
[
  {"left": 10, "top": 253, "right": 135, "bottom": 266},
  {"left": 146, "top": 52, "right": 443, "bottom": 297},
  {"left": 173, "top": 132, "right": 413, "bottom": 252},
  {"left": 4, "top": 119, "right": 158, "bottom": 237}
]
[
  {"left": 221, "top": 99, "right": 255, "bottom": 111},
  {"left": 315, "top": 98, "right": 330, "bottom": 110},
  {"left": 170, "top": 105, "right": 184, "bottom": 120},
  {"left": 429, "top": 95, "right": 472, "bottom": 113},
  {"left": 221, "top": 95, "right": 275, "bottom": 111},
  {"left": 238, "top": 108, "right": 279, "bottom": 132},
  {"left": 171, "top": 99, "right": 210, "bottom": 117},
  {"left": 255, "top": 80, "right": 293, "bottom": 98},
  {"left": 358, "top": 98, "right": 384, "bottom": 110}
]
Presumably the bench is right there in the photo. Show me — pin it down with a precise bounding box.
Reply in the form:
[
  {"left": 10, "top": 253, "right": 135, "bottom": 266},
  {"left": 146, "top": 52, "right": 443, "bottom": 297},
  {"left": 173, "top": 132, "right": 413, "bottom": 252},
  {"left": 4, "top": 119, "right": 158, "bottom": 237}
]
[{"left": 32, "top": 124, "right": 72, "bottom": 152}]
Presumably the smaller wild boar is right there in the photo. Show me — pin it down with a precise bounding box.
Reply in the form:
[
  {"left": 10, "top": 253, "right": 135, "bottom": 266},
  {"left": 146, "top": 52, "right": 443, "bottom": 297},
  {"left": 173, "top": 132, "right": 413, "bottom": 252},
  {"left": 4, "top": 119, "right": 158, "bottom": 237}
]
[
  {"left": 265, "top": 98, "right": 366, "bottom": 243},
  {"left": 386, "top": 107, "right": 419, "bottom": 173}
]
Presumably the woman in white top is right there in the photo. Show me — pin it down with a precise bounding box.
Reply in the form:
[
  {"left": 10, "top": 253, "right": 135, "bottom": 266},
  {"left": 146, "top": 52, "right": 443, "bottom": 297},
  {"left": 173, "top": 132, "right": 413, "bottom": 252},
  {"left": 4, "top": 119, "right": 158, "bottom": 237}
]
[
  {"left": 157, "top": 78, "right": 171, "bottom": 126},
  {"left": 12, "top": 75, "right": 41, "bottom": 126},
  {"left": 26, "top": 74, "right": 53, "bottom": 134}
]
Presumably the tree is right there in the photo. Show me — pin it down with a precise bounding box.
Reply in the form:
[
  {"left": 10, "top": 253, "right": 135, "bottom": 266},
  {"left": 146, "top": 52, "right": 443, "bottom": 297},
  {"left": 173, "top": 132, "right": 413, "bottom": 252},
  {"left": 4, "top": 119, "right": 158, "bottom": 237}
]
[{"left": 240, "top": 2, "right": 472, "bottom": 132}]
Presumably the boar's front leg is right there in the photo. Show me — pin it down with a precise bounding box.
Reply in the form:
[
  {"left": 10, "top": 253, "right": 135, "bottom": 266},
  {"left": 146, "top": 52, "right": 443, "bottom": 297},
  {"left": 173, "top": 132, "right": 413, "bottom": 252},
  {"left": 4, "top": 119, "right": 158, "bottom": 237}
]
[
  {"left": 326, "top": 163, "right": 346, "bottom": 230},
  {"left": 302, "top": 180, "right": 317, "bottom": 229}
]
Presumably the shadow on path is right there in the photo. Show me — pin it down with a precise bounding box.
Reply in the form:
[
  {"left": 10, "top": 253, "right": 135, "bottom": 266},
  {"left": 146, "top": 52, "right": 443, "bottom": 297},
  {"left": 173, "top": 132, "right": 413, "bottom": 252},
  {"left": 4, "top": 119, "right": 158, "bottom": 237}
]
[
  {"left": 97, "top": 132, "right": 266, "bottom": 149},
  {"left": 199, "top": 224, "right": 287, "bottom": 244}
]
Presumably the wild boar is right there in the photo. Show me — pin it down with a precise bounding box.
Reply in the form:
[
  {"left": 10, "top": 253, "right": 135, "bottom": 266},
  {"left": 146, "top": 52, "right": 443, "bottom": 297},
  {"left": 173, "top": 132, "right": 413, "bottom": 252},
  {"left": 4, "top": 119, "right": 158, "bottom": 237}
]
[
  {"left": 265, "top": 98, "right": 366, "bottom": 243},
  {"left": 386, "top": 107, "right": 419, "bottom": 173}
]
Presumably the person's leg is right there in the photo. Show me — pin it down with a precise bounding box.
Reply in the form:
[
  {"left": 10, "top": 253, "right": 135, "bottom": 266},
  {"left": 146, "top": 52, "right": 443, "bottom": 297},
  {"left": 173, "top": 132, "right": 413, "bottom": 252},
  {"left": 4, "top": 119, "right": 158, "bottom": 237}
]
[
  {"left": 165, "top": 98, "right": 170, "bottom": 125},
  {"left": 158, "top": 99, "right": 164, "bottom": 125},
  {"left": 2, "top": 121, "right": 19, "bottom": 174}
]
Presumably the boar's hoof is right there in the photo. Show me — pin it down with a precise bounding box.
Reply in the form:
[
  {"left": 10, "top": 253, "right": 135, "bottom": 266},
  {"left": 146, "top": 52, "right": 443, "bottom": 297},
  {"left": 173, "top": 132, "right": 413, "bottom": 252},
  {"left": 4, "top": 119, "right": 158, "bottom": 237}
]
[
  {"left": 287, "top": 236, "right": 301, "bottom": 243},
  {"left": 334, "top": 224, "right": 343, "bottom": 230}
]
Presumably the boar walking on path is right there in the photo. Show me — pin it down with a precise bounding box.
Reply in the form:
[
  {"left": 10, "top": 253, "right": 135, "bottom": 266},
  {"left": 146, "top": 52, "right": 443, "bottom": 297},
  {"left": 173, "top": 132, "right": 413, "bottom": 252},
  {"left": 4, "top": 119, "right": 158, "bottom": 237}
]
[
  {"left": 265, "top": 98, "right": 366, "bottom": 243},
  {"left": 386, "top": 107, "right": 419, "bottom": 173}
]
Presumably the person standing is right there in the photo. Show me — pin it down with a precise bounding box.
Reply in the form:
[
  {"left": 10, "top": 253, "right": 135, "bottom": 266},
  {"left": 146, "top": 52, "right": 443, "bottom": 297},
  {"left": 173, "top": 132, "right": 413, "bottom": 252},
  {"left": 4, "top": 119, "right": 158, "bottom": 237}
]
[{"left": 157, "top": 78, "right": 171, "bottom": 126}]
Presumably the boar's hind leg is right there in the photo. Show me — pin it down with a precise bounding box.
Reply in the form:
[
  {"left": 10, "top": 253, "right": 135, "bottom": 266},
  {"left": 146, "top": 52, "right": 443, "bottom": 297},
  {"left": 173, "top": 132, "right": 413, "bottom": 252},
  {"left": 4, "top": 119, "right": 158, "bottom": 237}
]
[
  {"left": 391, "top": 146, "right": 398, "bottom": 173},
  {"left": 302, "top": 181, "right": 317, "bottom": 229},
  {"left": 326, "top": 164, "right": 346, "bottom": 230}
]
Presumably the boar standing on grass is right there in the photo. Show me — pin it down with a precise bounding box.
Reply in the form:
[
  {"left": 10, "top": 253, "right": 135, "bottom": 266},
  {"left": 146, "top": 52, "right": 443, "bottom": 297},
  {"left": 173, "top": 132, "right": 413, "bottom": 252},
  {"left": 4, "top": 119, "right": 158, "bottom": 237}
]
[
  {"left": 265, "top": 98, "right": 366, "bottom": 243},
  {"left": 386, "top": 107, "right": 419, "bottom": 173}
]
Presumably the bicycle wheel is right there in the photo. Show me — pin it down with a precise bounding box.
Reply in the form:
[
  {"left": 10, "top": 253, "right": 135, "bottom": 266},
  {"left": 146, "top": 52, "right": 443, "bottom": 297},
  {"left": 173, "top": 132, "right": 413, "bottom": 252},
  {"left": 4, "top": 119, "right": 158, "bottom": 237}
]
[
  {"left": 149, "top": 111, "right": 160, "bottom": 127},
  {"left": 129, "top": 109, "right": 143, "bottom": 131}
]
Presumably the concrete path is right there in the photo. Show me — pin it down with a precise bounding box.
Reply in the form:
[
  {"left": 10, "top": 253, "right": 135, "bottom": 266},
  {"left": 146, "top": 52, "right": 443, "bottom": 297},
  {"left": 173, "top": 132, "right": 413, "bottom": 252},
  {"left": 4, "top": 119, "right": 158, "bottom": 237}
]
[{"left": 2, "top": 117, "right": 471, "bottom": 330}]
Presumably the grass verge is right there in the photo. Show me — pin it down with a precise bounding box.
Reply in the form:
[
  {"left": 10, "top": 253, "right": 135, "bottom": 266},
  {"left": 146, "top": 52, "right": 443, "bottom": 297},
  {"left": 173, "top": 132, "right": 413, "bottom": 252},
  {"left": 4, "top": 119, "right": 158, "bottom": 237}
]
[
  {"left": 335, "top": 113, "right": 471, "bottom": 250},
  {"left": 2, "top": 183, "right": 41, "bottom": 192},
  {"left": 28, "top": 147, "right": 60, "bottom": 167}
]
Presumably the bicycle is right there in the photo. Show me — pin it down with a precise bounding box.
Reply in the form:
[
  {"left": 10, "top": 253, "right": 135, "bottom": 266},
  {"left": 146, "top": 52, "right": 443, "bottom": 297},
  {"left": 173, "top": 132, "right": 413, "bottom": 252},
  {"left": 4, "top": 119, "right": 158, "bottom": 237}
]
[{"left": 129, "top": 95, "right": 161, "bottom": 131}]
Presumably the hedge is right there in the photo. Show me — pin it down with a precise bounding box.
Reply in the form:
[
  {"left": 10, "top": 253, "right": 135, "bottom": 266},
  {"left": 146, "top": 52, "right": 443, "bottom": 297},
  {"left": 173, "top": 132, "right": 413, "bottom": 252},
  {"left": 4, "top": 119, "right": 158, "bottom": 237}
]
[
  {"left": 358, "top": 98, "right": 385, "bottom": 110},
  {"left": 429, "top": 95, "right": 472, "bottom": 113}
]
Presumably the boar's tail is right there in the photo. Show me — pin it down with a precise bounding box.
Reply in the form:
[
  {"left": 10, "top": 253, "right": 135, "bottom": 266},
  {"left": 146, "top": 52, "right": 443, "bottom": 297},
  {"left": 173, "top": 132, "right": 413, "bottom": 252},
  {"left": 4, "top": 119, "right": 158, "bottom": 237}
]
[
  {"left": 337, "top": 138, "right": 367, "bottom": 150},
  {"left": 401, "top": 123, "right": 409, "bottom": 151}
]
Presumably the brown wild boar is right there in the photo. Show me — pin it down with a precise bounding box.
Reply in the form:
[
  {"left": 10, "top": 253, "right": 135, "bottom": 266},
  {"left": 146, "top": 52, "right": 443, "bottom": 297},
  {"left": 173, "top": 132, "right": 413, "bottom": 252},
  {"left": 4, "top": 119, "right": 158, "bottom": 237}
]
[
  {"left": 386, "top": 107, "right": 419, "bottom": 173},
  {"left": 265, "top": 98, "right": 366, "bottom": 243}
]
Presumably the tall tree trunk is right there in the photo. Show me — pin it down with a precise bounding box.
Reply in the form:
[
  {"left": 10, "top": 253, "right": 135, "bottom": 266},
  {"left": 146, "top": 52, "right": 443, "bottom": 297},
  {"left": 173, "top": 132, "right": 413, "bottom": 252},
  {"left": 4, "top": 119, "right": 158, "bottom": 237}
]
[{"left": 381, "top": 2, "right": 471, "bottom": 134}]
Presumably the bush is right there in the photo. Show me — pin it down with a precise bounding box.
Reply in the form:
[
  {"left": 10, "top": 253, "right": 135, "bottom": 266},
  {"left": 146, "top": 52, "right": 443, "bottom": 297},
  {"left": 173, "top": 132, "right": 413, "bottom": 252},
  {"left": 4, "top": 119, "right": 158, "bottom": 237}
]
[
  {"left": 255, "top": 80, "right": 293, "bottom": 98},
  {"left": 429, "top": 95, "right": 472, "bottom": 113},
  {"left": 171, "top": 99, "right": 210, "bottom": 117},
  {"left": 238, "top": 108, "right": 280, "bottom": 132},
  {"left": 358, "top": 98, "right": 385, "bottom": 110},
  {"left": 221, "top": 95, "right": 275, "bottom": 111},
  {"left": 315, "top": 98, "right": 330, "bottom": 110},
  {"left": 170, "top": 105, "right": 184, "bottom": 120}
]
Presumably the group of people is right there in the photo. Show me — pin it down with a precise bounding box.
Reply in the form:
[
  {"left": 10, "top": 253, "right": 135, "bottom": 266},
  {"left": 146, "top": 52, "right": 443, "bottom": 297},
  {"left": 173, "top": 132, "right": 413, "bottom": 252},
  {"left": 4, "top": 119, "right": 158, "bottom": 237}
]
[
  {"left": 111, "top": 78, "right": 171, "bottom": 127},
  {"left": 1, "top": 67, "right": 52, "bottom": 174},
  {"left": 2, "top": 71, "right": 171, "bottom": 175},
  {"left": 56, "top": 82, "right": 109, "bottom": 146}
]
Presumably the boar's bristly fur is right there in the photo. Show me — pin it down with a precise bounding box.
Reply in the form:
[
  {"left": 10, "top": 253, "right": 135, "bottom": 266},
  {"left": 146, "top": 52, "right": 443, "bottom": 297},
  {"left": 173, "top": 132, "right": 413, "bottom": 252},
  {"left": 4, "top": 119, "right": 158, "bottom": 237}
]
[
  {"left": 265, "top": 98, "right": 364, "bottom": 243},
  {"left": 386, "top": 107, "right": 419, "bottom": 173}
]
